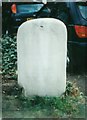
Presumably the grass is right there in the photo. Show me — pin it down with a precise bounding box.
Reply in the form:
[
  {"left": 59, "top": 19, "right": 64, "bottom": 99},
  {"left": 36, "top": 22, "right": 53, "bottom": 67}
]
[{"left": 2, "top": 80, "right": 86, "bottom": 118}]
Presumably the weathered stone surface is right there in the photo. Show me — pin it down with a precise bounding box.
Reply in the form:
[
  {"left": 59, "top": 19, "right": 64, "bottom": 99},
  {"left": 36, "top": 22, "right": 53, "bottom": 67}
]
[{"left": 17, "top": 18, "right": 67, "bottom": 96}]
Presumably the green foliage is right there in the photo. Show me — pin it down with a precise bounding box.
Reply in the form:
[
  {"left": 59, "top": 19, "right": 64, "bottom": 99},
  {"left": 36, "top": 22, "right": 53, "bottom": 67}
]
[{"left": 2, "top": 35, "right": 17, "bottom": 79}]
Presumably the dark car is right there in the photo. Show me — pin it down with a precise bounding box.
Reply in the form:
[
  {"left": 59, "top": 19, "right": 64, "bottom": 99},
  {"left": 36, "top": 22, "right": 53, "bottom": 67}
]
[
  {"left": 65, "top": 2, "right": 87, "bottom": 72},
  {"left": 2, "top": 2, "right": 87, "bottom": 72},
  {"left": 44, "top": 2, "right": 87, "bottom": 72},
  {"left": 2, "top": 2, "right": 51, "bottom": 34}
]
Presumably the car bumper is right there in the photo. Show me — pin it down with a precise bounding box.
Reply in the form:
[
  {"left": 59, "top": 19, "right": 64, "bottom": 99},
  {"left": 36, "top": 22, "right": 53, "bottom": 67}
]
[{"left": 68, "top": 41, "right": 87, "bottom": 68}]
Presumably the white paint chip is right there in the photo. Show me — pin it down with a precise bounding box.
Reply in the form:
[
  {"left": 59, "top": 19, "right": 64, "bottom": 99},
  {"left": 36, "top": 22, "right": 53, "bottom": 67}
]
[{"left": 17, "top": 18, "right": 67, "bottom": 97}]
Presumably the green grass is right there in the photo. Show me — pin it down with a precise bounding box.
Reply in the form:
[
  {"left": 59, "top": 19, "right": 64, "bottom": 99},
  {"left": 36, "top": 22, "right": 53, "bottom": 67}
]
[{"left": 2, "top": 80, "right": 86, "bottom": 118}]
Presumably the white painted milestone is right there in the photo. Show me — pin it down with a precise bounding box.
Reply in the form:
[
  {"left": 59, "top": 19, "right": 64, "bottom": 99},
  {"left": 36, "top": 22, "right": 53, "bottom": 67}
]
[{"left": 17, "top": 18, "right": 67, "bottom": 97}]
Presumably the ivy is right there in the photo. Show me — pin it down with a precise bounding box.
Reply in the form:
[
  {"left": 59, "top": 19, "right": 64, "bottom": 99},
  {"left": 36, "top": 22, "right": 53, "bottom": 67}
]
[{"left": 2, "top": 35, "right": 17, "bottom": 79}]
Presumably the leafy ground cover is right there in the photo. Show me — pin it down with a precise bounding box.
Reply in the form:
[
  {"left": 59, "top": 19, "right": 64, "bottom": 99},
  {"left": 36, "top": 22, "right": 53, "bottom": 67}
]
[
  {"left": 2, "top": 35, "right": 17, "bottom": 80},
  {"left": 1, "top": 35, "right": 86, "bottom": 118}
]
